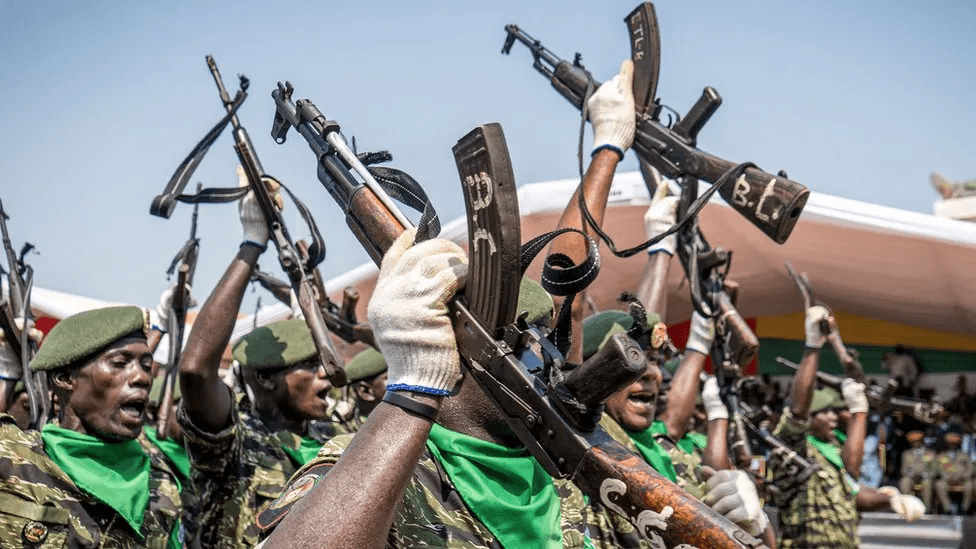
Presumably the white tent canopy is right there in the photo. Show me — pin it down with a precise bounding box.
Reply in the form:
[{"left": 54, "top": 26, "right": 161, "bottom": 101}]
[{"left": 299, "top": 171, "right": 976, "bottom": 343}]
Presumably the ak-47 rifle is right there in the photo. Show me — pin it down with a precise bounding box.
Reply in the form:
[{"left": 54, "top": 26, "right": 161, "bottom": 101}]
[
  {"left": 774, "top": 356, "right": 944, "bottom": 424},
  {"left": 205, "top": 56, "right": 346, "bottom": 386},
  {"left": 270, "top": 82, "right": 766, "bottom": 548},
  {"left": 250, "top": 242, "right": 376, "bottom": 349},
  {"left": 502, "top": 2, "right": 809, "bottom": 245},
  {"left": 155, "top": 190, "right": 201, "bottom": 438},
  {"left": 784, "top": 262, "right": 866, "bottom": 384},
  {"left": 0, "top": 197, "right": 47, "bottom": 429}
]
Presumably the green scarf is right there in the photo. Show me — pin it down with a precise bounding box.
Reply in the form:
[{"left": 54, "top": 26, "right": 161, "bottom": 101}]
[
  {"left": 41, "top": 425, "right": 151, "bottom": 535},
  {"left": 426, "top": 424, "right": 562, "bottom": 549},
  {"left": 142, "top": 427, "right": 191, "bottom": 485},
  {"left": 678, "top": 432, "right": 707, "bottom": 455},
  {"left": 281, "top": 435, "right": 323, "bottom": 467},
  {"left": 807, "top": 434, "right": 858, "bottom": 494},
  {"left": 627, "top": 427, "right": 678, "bottom": 482}
]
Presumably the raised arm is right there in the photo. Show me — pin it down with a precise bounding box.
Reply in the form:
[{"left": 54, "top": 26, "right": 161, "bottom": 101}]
[
  {"left": 790, "top": 306, "right": 832, "bottom": 420},
  {"left": 546, "top": 60, "right": 635, "bottom": 365},
  {"left": 263, "top": 229, "right": 465, "bottom": 549},
  {"left": 180, "top": 179, "right": 274, "bottom": 432}
]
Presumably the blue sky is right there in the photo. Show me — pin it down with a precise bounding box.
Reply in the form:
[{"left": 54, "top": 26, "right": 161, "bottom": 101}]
[{"left": 1, "top": 1, "right": 974, "bottom": 314}]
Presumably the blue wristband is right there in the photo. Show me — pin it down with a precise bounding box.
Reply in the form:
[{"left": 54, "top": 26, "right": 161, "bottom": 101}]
[
  {"left": 385, "top": 383, "right": 452, "bottom": 397},
  {"left": 591, "top": 144, "right": 625, "bottom": 160}
]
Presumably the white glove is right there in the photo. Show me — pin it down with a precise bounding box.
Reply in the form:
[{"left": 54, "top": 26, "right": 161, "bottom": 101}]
[
  {"left": 587, "top": 60, "right": 635, "bottom": 156},
  {"left": 841, "top": 378, "right": 868, "bottom": 414},
  {"left": 644, "top": 184, "right": 679, "bottom": 256},
  {"left": 237, "top": 165, "right": 282, "bottom": 248},
  {"left": 368, "top": 228, "right": 468, "bottom": 396},
  {"left": 804, "top": 305, "right": 831, "bottom": 349},
  {"left": 703, "top": 470, "right": 769, "bottom": 537},
  {"left": 685, "top": 312, "right": 715, "bottom": 356},
  {"left": 701, "top": 376, "right": 728, "bottom": 421},
  {"left": 149, "top": 283, "right": 198, "bottom": 332},
  {"left": 879, "top": 486, "right": 925, "bottom": 522}
]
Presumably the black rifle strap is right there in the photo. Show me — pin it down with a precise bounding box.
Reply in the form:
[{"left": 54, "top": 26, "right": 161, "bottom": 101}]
[
  {"left": 151, "top": 92, "right": 247, "bottom": 218},
  {"left": 354, "top": 150, "right": 441, "bottom": 244},
  {"left": 517, "top": 227, "right": 601, "bottom": 357},
  {"left": 577, "top": 161, "right": 757, "bottom": 259}
]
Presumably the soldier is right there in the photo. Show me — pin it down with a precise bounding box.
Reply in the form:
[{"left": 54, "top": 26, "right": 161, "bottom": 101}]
[
  {"left": 898, "top": 430, "right": 934, "bottom": 509},
  {"left": 176, "top": 177, "right": 338, "bottom": 548},
  {"left": 583, "top": 309, "right": 771, "bottom": 542},
  {"left": 769, "top": 305, "right": 925, "bottom": 548},
  {"left": 258, "top": 59, "right": 671, "bottom": 549},
  {"left": 934, "top": 428, "right": 972, "bottom": 515},
  {"left": 340, "top": 346, "right": 388, "bottom": 431},
  {"left": 0, "top": 306, "right": 182, "bottom": 548}
]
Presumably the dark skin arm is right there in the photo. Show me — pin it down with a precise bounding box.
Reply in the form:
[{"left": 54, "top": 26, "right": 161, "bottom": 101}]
[
  {"left": 635, "top": 252, "right": 672, "bottom": 322},
  {"left": 546, "top": 149, "right": 621, "bottom": 365},
  {"left": 663, "top": 351, "right": 707, "bottom": 441},
  {"left": 701, "top": 416, "right": 731, "bottom": 470},
  {"left": 842, "top": 409, "right": 867, "bottom": 478},
  {"left": 179, "top": 245, "right": 259, "bottom": 432},
  {"left": 262, "top": 393, "right": 443, "bottom": 549},
  {"left": 856, "top": 485, "right": 893, "bottom": 511},
  {"left": 790, "top": 347, "right": 821, "bottom": 421}
]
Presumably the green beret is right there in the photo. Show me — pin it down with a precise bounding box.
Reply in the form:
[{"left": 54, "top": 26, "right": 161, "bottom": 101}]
[
  {"left": 149, "top": 375, "right": 182, "bottom": 402},
  {"left": 582, "top": 310, "right": 663, "bottom": 360},
  {"left": 345, "top": 347, "right": 387, "bottom": 383},
  {"left": 809, "top": 387, "right": 843, "bottom": 414},
  {"left": 233, "top": 318, "right": 316, "bottom": 370},
  {"left": 30, "top": 306, "right": 147, "bottom": 372},
  {"left": 517, "top": 278, "right": 554, "bottom": 326}
]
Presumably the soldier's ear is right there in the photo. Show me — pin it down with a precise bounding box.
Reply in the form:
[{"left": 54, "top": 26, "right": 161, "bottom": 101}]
[
  {"left": 50, "top": 369, "right": 76, "bottom": 392},
  {"left": 255, "top": 370, "right": 278, "bottom": 392},
  {"left": 355, "top": 381, "right": 376, "bottom": 402}
]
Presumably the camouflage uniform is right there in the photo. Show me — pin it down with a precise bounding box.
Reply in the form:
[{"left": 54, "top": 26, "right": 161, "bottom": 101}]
[
  {"left": 769, "top": 408, "right": 859, "bottom": 549},
  {"left": 258, "top": 433, "right": 649, "bottom": 549},
  {"left": 0, "top": 414, "right": 182, "bottom": 549},
  {"left": 599, "top": 415, "right": 709, "bottom": 500},
  {"left": 898, "top": 447, "right": 935, "bottom": 509},
  {"left": 934, "top": 448, "right": 972, "bottom": 514},
  {"left": 177, "top": 403, "right": 335, "bottom": 549}
]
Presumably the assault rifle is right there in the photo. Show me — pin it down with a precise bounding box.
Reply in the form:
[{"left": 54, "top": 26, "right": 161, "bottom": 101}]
[
  {"left": 785, "top": 262, "right": 866, "bottom": 384},
  {"left": 0, "top": 197, "right": 47, "bottom": 429},
  {"left": 775, "top": 357, "right": 944, "bottom": 424},
  {"left": 155, "top": 190, "right": 201, "bottom": 438},
  {"left": 270, "top": 82, "right": 766, "bottom": 548},
  {"left": 205, "top": 56, "right": 346, "bottom": 385},
  {"left": 250, "top": 240, "right": 376, "bottom": 348},
  {"left": 502, "top": 3, "right": 809, "bottom": 245}
]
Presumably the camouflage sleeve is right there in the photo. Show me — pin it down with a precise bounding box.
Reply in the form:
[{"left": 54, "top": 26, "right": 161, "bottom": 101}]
[
  {"left": 772, "top": 407, "right": 809, "bottom": 457},
  {"left": 176, "top": 402, "right": 241, "bottom": 477}
]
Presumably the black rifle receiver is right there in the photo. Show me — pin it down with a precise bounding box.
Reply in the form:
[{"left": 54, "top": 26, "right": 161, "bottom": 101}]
[
  {"left": 206, "top": 57, "right": 346, "bottom": 386},
  {"left": 0, "top": 197, "right": 47, "bottom": 429},
  {"left": 502, "top": 15, "right": 809, "bottom": 244}
]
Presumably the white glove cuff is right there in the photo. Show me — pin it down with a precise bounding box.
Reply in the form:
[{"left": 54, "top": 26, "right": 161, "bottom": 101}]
[
  {"left": 686, "top": 312, "right": 715, "bottom": 356},
  {"left": 383, "top": 336, "right": 460, "bottom": 396}
]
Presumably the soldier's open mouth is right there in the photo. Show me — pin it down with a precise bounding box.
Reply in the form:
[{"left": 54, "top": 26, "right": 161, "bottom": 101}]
[
  {"left": 120, "top": 400, "right": 146, "bottom": 418},
  {"left": 628, "top": 391, "right": 656, "bottom": 404}
]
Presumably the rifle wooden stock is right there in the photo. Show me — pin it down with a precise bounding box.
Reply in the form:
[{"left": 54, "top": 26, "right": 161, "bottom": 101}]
[
  {"left": 345, "top": 185, "right": 407, "bottom": 265},
  {"left": 716, "top": 292, "right": 758, "bottom": 367},
  {"left": 575, "top": 435, "right": 765, "bottom": 549}
]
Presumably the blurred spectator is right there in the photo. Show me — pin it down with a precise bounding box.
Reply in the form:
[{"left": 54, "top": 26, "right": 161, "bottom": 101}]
[
  {"left": 881, "top": 345, "right": 922, "bottom": 398},
  {"left": 898, "top": 430, "right": 935, "bottom": 510},
  {"left": 934, "top": 427, "right": 972, "bottom": 515}
]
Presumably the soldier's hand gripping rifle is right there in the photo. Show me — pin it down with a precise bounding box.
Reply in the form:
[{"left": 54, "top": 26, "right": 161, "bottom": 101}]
[
  {"left": 271, "top": 83, "right": 767, "bottom": 549},
  {"left": 155, "top": 191, "right": 201, "bottom": 438},
  {"left": 785, "top": 262, "right": 866, "bottom": 384},
  {"left": 502, "top": 3, "right": 809, "bottom": 245},
  {"left": 0, "top": 197, "right": 48, "bottom": 429},
  {"left": 774, "top": 357, "right": 944, "bottom": 424},
  {"left": 206, "top": 56, "right": 346, "bottom": 386}
]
